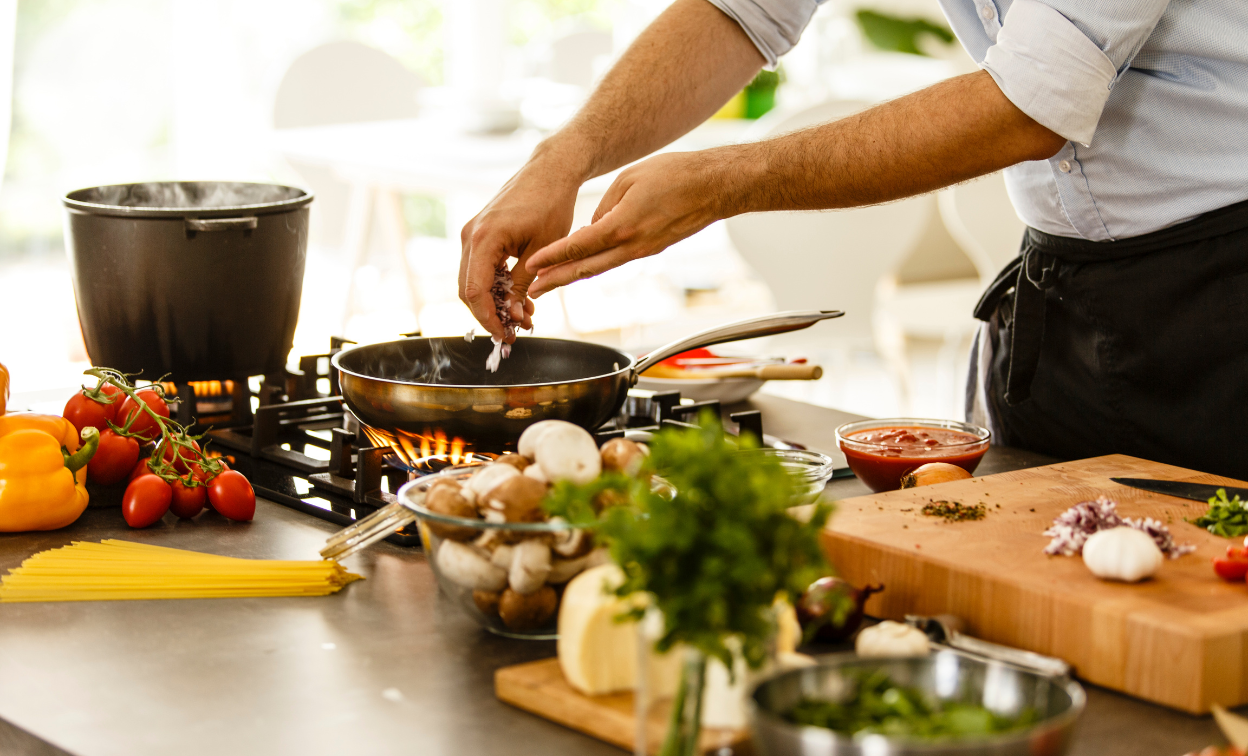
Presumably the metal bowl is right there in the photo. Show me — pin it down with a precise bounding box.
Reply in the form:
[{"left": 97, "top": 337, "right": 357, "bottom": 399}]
[{"left": 750, "top": 652, "right": 1084, "bottom": 755}]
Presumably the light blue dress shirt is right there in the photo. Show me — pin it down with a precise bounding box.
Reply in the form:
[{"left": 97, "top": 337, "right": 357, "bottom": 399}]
[{"left": 705, "top": 0, "right": 1248, "bottom": 241}]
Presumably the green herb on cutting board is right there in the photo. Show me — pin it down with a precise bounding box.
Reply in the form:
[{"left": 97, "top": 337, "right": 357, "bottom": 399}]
[
  {"left": 784, "top": 669, "right": 1039, "bottom": 739},
  {"left": 1189, "top": 489, "right": 1248, "bottom": 537},
  {"left": 545, "top": 411, "right": 834, "bottom": 671},
  {"left": 921, "top": 500, "right": 986, "bottom": 522}
]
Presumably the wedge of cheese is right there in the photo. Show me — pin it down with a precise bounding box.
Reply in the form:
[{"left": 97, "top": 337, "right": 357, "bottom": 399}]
[{"left": 557, "top": 565, "right": 638, "bottom": 695}]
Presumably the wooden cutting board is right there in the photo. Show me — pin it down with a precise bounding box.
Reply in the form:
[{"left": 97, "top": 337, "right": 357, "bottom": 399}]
[
  {"left": 823, "top": 454, "right": 1248, "bottom": 714},
  {"left": 495, "top": 658, "right": 750, "bottom": 754}
]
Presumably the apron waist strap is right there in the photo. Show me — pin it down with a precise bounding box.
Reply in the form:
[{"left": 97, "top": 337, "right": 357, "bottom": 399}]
[{"left": 974, "top": 195, "right": 1248, "bottom": 405}]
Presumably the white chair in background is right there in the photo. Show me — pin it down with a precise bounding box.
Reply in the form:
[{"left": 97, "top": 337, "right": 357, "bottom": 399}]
[
  {"left": 547, "top": 29, "right": 613, "bottom": 88},
  {"left": 938, "top": 169, "right": 1025, "bottom": 280},
  {"left": 273, "top": 41, "right": 424, "bottom": 331},
  {"left": 871, "top": 170, "right": 1024, "bottom": 412},
  {"left": 724, "top": 100, "right": 936, "bottom": 407}
]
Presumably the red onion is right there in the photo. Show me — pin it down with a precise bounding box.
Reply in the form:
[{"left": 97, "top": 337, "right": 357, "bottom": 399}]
[{"left": 795, "top": 577, "right": 884, "bottom": 643}]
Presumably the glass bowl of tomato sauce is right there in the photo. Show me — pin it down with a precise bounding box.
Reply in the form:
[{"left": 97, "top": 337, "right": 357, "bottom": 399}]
[{"left": 835, "top": 418, "right": 990, "bottom": 493}]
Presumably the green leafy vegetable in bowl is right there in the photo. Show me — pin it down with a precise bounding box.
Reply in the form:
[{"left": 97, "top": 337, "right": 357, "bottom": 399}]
[
  {"left": 1189, "top": 489, "right": 1248, "bottom": 537},
  {"left": 784, "top": 669, "right": 1039, "bottom": 739}
]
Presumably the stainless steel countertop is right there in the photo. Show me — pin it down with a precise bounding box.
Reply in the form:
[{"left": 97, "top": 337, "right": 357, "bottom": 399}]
[{"left": 0, "top": 394, "right": 1235, "bottom": 755}]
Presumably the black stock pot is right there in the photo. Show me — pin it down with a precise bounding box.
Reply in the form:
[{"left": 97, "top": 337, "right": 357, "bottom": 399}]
[{"left": 63, "top": 181, "right": 313, "bottom": 381}]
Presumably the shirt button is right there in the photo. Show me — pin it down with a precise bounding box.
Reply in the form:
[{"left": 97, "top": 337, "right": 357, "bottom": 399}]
[
  {"left": 1058, "top": 160, "right": 1072, "bottom": 173},
  {"left": 979, "top": 4, "right": 996, "bottom": 21}
]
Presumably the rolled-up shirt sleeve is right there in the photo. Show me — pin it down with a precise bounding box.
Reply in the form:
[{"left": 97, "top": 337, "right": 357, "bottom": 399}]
[
  {"left": 703, "top": 0, "right": 822, "bottom": 69},
  {"left": 981, "top": 0, "right": 1167, "bottom": 146}
]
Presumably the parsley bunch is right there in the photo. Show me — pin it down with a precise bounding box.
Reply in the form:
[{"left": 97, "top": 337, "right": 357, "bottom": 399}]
[
  {"left": 545, "top": 413, "right": 832, "bottom": 672},
  {"left": 1190, "top": 489, "right": 1248, "bottom": 537}
]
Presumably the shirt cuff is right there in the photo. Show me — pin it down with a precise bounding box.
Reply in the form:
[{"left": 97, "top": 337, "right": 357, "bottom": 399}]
[
  {"left": 703, "top": 0, "right": 819, "bottom": 70},
  {"left": 981, "top": 0, "right": 1116, "bottom": 146}
]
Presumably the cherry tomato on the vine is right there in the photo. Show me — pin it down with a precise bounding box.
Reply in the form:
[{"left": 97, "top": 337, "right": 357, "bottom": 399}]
[
  {"left": 87, "top": 429, "right": 140, "bottom": 486},
  {"left": 169, "top": 479, "right": 207, "bottom": 519},
  {"left": 62, "top": 384, "right": 123, "bottom": 433},
  {"left": 158, "top": 439, "right": 202, "bottom": 475},
  {"left": 116, "top": 389, "right": 169, "bottom": 442},
  {"left": 122, "top": 475, "right": 172, "bottom": 528},
  {"left": 207, "top": 470, "right": 255, "bottom": 521},
  {"left": 129, "top": 457, "right": 155, "bottom": 483}
]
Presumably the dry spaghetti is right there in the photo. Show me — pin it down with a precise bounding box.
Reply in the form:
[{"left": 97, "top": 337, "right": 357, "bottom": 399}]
[{"left": 0, "top": 540, "right": 362, "bottom": 602}]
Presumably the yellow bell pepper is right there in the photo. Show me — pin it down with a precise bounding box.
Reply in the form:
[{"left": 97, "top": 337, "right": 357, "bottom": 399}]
[{"left": 0, "top": 415, "right": 98, "bottom": 532}]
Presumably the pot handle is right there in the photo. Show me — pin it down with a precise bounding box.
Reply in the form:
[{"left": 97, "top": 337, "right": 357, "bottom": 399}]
[
  {"left": 185, "top": 216, "right": 259, "bottom": 232},
  {"left": 631, "top": 309, "right": 843, "bottom": 378}
]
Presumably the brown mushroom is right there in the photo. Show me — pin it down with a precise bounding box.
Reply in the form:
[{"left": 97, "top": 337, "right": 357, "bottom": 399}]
[
  {"left": 473, "top": 590, "right": 501, "bottom": 617},
  {"left": 600, "top": 438, "right": 645, "bottom": 477},
  {"left": 466, "top": 462, "right": 520, "bottom": 502},
  {"left": 494, "top": 453, "right": 530, "bottom": 472},
  {"left": 498, "top": 585, "right": 558, "bottom": 631},
  {"left": 424, "top": 482, "right": 480, "bottom": 541},
  {"left": 483, "top": 475, "right": 548, "bottom": 523}
]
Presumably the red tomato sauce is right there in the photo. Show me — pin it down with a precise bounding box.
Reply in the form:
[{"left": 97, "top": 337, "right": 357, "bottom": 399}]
[{"left": 840, "top": 426, "right": 987, "bottom": 492}]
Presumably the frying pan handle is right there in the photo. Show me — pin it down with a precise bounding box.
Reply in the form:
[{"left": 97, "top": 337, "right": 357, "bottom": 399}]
[
  {"left": 632, "top": 310, "right": 843, "bottom": 378},
  {"left": 185, "top": 216, "right": 259, "bottom": 232}
]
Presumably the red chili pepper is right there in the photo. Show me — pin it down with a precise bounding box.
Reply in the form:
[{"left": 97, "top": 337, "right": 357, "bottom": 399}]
[{"left": 1212, "top": 546, "right": 1248, "bottom": 582}]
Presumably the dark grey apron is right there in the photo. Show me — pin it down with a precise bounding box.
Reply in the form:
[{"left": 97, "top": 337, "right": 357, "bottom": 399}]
[{"left": 968, "top": 197, "right": 1248, "bottom": 479}]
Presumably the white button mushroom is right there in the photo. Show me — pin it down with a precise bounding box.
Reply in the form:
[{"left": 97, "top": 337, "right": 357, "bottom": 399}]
[
  {"left": 435, "top": 540, "right": 508, "bottom": 592},
  {"left": 547, "top": 554, "right": 591, "bottom": 584},
  {"left": 508, "top": 538, "right": 553, "bottom": 594},
  {"left": 518, "top": 420, "right": 575, "bottom": 460},
  {"left": 855, "top": 621, "right": 930, "bottom": 658},
  {"left": 523, "top": 463, "right": 550, "bottom": 485},
  {"left": 1082, "top": 526, "right": 1163, "bottom": 582},
  {"left": 551, "top": 524, "right": 594, "bottom": 559},
  {"left": 535, "top": 424, "right": 602, "bottom": 485}
]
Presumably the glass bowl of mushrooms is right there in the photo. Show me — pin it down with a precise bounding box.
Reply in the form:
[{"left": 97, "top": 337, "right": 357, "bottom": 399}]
[{"left": 397, "top": 421, "right": 652, "bottom": 640}]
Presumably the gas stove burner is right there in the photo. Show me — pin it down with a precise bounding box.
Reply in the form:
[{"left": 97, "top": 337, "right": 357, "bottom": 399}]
[{"left": 387, "top": 451, "right": 495, "bottom": 476}]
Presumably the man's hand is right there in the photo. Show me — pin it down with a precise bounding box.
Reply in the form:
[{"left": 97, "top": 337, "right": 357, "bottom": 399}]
[
  {"left": 457, "top": 0, "right": 765, "bottom": 336},
  {"left": 458, "top": 158, "right": 581, "bottom": 341},
  {"left": 526, "top": 150, "right": 732, "bottom": 298}
]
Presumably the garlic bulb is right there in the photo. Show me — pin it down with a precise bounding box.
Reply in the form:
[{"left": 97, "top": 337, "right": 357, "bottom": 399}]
[
  {"left": 1082, "top": 526, "right": 1163, "bottom": 582},
  {"left": 855, "top": 620, "right": 930, "bottom": 658}
]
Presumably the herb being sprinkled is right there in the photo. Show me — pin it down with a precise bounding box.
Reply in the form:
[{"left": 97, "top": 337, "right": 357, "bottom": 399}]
[
  {"left": 1189, "top": 489, "right": 1248, "bottom": 538},
  {"left": 921, "top": 500, "right": 985, "bottom": 522},
  {"left": 1043, "top": 496, "right": 1194, "bottom": 559}
]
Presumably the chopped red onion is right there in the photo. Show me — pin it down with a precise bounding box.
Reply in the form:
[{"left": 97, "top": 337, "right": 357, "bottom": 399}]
[
  {"left": 484, "top": 264, "right": 517, "bottom": 373},
  {"left": 1043, "top": 496, "right": 1194, "bottom": 559}
]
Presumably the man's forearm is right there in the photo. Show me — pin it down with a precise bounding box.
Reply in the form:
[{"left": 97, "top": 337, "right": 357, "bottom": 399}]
[
  {"left": 536, "top": 0, "right": 765, "bottom": 183},
  {"left": 720, "top": 70, "right": 1066, "bottom": 215}
]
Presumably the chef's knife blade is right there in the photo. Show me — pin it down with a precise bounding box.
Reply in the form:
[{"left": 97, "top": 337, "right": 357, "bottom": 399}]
[{"left": 1111, "top": 477, "right": 1248, "bottom": 503}]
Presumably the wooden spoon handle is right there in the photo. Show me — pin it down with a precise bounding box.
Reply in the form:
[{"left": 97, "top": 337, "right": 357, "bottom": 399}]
[{"left": 706, "top": 364, "right": 823, "bottom": 380}]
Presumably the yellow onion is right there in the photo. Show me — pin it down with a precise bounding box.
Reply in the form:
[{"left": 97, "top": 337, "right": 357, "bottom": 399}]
[{"left": 899, "top": 462, "right": 972, "bottom": 489}]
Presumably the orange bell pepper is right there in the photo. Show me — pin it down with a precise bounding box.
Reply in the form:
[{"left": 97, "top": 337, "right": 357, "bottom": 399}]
[
  {"left": 0, "top": 360, "right": 9, "bottom": 415},
  {"left": 0, "top": 414, "right": 98, "bottom": 532}
]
